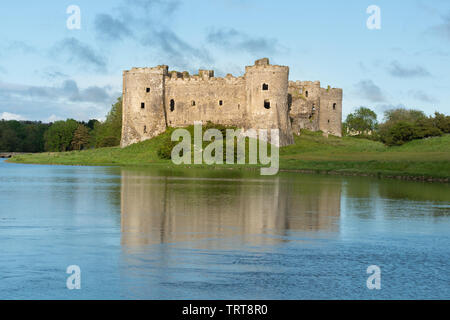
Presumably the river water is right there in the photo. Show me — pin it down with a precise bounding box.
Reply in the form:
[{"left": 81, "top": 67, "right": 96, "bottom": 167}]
[{"left": 0, "top": 159, "right": 449, "bottom": 299}]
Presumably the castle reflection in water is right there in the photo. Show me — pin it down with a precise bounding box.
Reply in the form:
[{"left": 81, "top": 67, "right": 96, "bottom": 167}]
[{"left": 120, "top": 168, "right": 342, "bottom": 247}]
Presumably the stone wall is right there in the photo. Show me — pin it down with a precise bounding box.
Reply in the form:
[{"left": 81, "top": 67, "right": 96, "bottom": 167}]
[
  {"left": 288, "top": 80, "right": 343, "bottom": 137},
  {"left": 165, "top": 73, "right": 247, "bottom": 128}
]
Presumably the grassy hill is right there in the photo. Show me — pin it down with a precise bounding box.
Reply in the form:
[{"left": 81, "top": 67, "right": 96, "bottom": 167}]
[{"left": 8, "top": 130, "right": 450, "bottom": 181}]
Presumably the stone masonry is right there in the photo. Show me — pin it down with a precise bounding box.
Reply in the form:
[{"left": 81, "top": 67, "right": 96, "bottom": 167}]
[{"left": 121, "top": 58, "right": 343, "bottom": 147}]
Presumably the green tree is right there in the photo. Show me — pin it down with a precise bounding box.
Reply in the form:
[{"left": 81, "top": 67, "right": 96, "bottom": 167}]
[
  {"left": 383, "top": 108, "right": 426, "bottom": 123},
  {"left": 344, "top": 107, "right": 378, "bottom": 135},
  {"left": 433, "top": 112, "right": 450, "bottom": 133},
  {"left": 44, "top": 119, "right": 79, "bottom": 152},
  {"left": 384, "top": 121, "right": 417, "bottom": 146},
  {"left": 71, "top": 124, "right": 91, "bottom": 150},
  {"left": 414, "top": 117, "right": 442, "bottom": 139},
  {"left": 91, "top": 97, "right": 122, "bottom": 148},
  {"left": 379, "top": 108, "right": 427, "bottom": 144}
]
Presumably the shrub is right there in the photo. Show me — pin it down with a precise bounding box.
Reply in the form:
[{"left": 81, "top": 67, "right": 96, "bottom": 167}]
[{"left": 384, "top": 121, "right": 417, "bottom": 146}]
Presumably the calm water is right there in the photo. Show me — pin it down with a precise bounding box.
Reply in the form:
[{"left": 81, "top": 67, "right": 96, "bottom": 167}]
[{"left": 0, "top": 159, "right": 449, "bottom": 299}]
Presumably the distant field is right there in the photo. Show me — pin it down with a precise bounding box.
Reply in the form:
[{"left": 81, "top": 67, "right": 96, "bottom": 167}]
[{"left": 8, "top": 130, "right": 450, "bottom": 181}]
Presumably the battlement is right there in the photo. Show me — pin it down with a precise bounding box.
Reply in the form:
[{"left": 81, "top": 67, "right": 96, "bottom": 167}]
[
  {"left": 165, "top": 71, "right": 245, "bottom": 84},
  {"left": 245, "top": 58, "right": 289, "bottom": 74},
  {"left": 124, "top": 65, "right": 169, "bottom": 75},
  {"left": 121, "top": 58, "right": 343, "bottom": 148}
]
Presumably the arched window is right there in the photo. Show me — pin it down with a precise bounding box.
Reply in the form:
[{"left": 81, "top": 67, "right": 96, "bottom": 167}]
[
  {"left": 264, "top": 100, "right": 271, "bottom": 109},
  {"left": 146, "top": 88, "right": 150, "bottom": 93},
  {"left": 262, "top": 83, "right": 269, "bottom": 91},
  {"left": 191, "top": 101, "right": 196, "bottom": 106},
  {"left": 170, "top": 99, "right": 175, "bottom": 112},
  {"left": 144, "top": 125, "right": 147, "bottom": 133},
  {"left": 219, "top": 100, "right": 223, "bottom": 106},
  {"left": 333, "top": 103, "right": 337, "bottom": 110},
  {"left": 305, "top": 91, "right": 309, "bottom": 97},
  {"left": 141, "top": 102, "right": 145, "bottom": 109}
]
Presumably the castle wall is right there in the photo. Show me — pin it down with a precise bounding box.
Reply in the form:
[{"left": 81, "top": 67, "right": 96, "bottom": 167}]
[
  {"left": 288, "top": 81, "right": 320, "bottom": 134},
  {"left": 165, "top": 73, "right": 247, "bottom": 128},
  {"left": 287, "top": 80, "right": 343, "bottom": 137}
]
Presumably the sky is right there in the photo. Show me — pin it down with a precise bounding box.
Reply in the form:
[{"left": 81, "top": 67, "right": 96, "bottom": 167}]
[{"left": 0, "top": 0, "right": 449, "bottom": 122}]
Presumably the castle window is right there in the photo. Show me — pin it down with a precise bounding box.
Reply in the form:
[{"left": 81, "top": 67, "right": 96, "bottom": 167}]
[
  {"left": 333, "top": 103, "right": 336, "bottom": 110},
  {"left": 219, "top": 100, "right": 223, "bottom": 106},
  {"left": 170, "top": 99, "right": 175, "bottom": 112},
  {"left": 312, "top": 104, "right": 316, "bottom": 112},
  {"left": 328, "top": 120, "right": 330, "bottom": 123},
  {"left": 141, "top": 102, "right": 145, "bottom": 109},
  {"left": 191, "top": 101, "right": 196, "bottom": 106},
  {"left": 146, "top": 88, "right": 150, "bottom": 93},
  {"left": 264, "top": 100, "right": 271, "bottom": 109},
  {"left": 305, "top": 91, "right": 309, "bottom": 97},
  {"left": 262, "top": 83, "right": 269, "bottom": 91},
  {"left": 144, "top": 125, "right": 147, "bottom": 133}
]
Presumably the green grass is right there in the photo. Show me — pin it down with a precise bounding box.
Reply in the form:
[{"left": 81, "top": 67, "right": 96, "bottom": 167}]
[{"left": 8, "top": 130, "right": 450, "bottom": 181}]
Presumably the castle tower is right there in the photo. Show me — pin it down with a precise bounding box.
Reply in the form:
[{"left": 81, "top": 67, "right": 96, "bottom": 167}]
[
  {"left": 319, "top": 87, "right": 343, "bottom": 137},
  {"left": 121, "top": 66, "right": 168, "bottom": 147},
  {"left": 244, "top": 58, "right": 294, "bottom": 146}
]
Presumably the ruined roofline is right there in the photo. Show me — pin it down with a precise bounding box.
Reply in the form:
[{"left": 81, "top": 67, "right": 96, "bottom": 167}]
[
  {"left": 289, "top": 80, "right": 342, "bottom": 92},
  {"left": 166, "top": 70, "right": 245, "bottom": 82},
  {"left": 123, "top": 58, "right": 289, "bottom": 80}
]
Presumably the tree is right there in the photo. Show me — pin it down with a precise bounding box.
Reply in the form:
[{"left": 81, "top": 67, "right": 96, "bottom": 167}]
[
  {"left": 71, "top": 124, "right": 91, "bottom": 150},
  {"left": 433, "top": 112, "right": 450, "bottom": 133},
  {"left": 44, "top": 119, "right": 79, "bottom": 152},
  {"left": 383, "top": 108, "right": 426, "bottom": 124},
  {"left": 384, "top": 121, "right": 417, "bottom": 146},
  {"left": 414, "top": 117, "right": 442, "bottom": 139},
  {"left": 344, "top": 107, "right": 378, "bottom": 135},
  {"left": 91, "top": 97, "right": 122, "bottom": 147}
]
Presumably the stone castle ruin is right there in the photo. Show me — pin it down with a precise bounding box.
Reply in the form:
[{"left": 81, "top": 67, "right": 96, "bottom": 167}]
[{"left": 121, "top": 58, "right": 342, "bottom": 147}]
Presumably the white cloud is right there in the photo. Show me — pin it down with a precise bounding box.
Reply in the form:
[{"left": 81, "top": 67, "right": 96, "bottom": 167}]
[
  {"left": 46, "top": 114, "right": 63, "bottom": 122},
  {"left": 1, "top": 112, "right": 25, "bottom": 120}
]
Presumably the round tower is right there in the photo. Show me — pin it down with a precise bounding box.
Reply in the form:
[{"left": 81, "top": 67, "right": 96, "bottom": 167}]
[
  {"left": 121, "top": 66, "right": 168, "bottom": 147},
  {"left": 244, "top": 58, "right": 294, "bottom": 146}
]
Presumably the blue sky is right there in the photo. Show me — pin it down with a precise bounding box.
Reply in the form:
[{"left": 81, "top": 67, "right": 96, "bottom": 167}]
[{"left": 0, "top": 0, "right": 449, "bottom": 122}]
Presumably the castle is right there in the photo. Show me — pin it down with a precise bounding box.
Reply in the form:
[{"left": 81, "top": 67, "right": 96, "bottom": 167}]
[{"left": 121, "top": 58, "right": 342, "bottom": 147}]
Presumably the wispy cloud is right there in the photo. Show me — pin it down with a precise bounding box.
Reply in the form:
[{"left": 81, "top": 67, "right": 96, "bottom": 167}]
[
  {"left": 206, "top": 28, "right": 283, "bottom": 55},
  {"left": 409, "top": 90, "right": 438, "bottom": 103},
  {"left": 0, "top": 79, "right": 120, "bottom": 121},
  {"left": 387, "top": 61, "right": 431, "bottom": 78},
  {"left": 0, "top": 112, "right": 25, "bottom": 121},
  {"left": 355, "top": 80, "right": 386, "bottom": 102},
  {"left": 142, "top": 29, "right": 213, "bottom": 68},
  {"left": 429, "top": 12, "right": 450, "bottom": 41},
  {"left": 95, "top": 14, "right": 133, "bottom": 41},
  {"left": 53, "top": 38, "right": 107, "bottom": 72}
]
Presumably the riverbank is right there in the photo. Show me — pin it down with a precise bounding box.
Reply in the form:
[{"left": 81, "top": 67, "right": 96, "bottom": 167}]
[
  {"left": 0, "top": 152, "right": 30, "bottom": 159},
  {"left": 8, "top": 131, "right": 450, "bottom": 182}
]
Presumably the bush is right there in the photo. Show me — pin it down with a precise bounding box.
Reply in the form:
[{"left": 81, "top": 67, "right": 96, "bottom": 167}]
[
  {"left": 413, "top": 118, "right": 442, "bottom": 139},
  {"left": 433, "top": 112, "right": 450, "bottom": 133},
  {"left": 383, "top": 121, "right": 416, "bottom": 146}
]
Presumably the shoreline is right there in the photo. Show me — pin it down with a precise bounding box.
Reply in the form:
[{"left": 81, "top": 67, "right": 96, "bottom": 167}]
[{"left": 5, "top": 158, "right": 449, "bottom": 183}]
